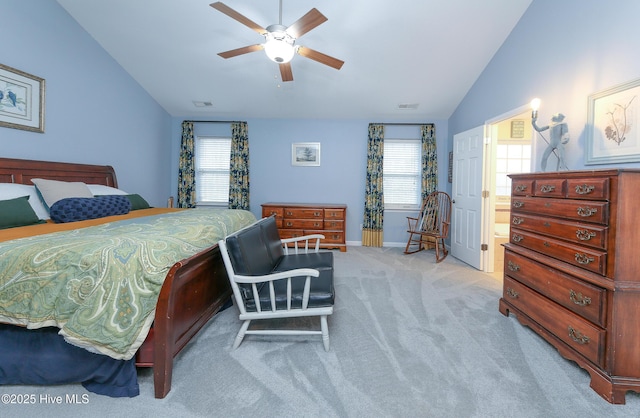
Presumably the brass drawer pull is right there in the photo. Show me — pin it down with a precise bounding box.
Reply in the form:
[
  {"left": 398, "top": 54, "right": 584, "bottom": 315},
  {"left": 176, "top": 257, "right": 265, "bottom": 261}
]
[
  {"left": 512, "top": 201, "right": 524, "bottom": 208},
  {"left": 577, "top": 207, "right": 598, "bottom": 217},
  {"left": 576, "top": 229, "right": 596, "bottom": 241},
  {"left": 507, "top": 260, "right": 520, "bottom": 272},
  {"left": 575, "top": 184, "right": 595, "bottom": 195},
  {"left": 512, "top": 234, "right": 523, "bottom": 243},
  {"left": 506, "top": 288, "right": 519, "bottom": 298},
  {"left": 514, "top": 185, "right": 527, "bottom": 192},
  {"left": 512, "top": 216, "right": 524, "bottom": 225},
  {"left": 540, "top": 184, "right": 556, "bottom": 193},
  {"left": 543, "top": 241, "right": 551, "bottom": 247},
  {"left": 314, "top": 212, "right": 322, "bottom": 217},
  {"left": 575, "top": 253, "right": 595, "bottom": 265},
  {"left": 286, "top": 222, "right": 293, "bottom": 227},
  {"left": 569, "top": 290, "right": 592, "bottom": 307},
  {"left": 568, "top": 326, "right": 590, "bottom": 345}
]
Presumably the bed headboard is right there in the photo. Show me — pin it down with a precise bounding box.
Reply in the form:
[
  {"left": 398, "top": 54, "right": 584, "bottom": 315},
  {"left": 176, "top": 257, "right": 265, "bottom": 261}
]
[{"left": 0, "top": 157, "right": 118, "bottom": 187}]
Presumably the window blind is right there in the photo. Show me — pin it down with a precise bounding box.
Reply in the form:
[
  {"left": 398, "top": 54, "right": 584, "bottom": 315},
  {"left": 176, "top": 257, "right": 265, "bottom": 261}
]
[
  {"left": 383, "top": 139, "right": 421, "bottom": 210},
  {"left": 195, "top": 136, "right": 231, "bottom": 204}
]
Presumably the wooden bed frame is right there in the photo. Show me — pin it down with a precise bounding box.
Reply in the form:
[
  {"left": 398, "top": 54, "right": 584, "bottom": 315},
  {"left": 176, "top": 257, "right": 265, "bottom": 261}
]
[{"left": 0, "top": 157, "right": 232, "bottom": 398}]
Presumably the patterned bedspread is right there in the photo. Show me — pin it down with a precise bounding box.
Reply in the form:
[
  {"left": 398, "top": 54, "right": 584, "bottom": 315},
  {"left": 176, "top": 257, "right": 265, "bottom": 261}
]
[{"left": 0, "top": 208, "right": 256, "bottom": 360}]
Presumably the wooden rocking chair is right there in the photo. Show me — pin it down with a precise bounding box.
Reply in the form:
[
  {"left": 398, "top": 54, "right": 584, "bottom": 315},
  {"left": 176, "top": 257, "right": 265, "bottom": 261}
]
[{"left": 404, "top": 191, "right": 452, "bottom": 262}]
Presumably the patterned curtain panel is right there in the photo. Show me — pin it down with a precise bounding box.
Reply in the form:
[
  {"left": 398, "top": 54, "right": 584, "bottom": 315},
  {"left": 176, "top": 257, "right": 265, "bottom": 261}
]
[
  {"left": 229, "top": 121, "right": 250, "bottom": 210},
  {"left": 362, "top": 124, "right": 385, "bottom": 247},
  {"left": 177, "top": 121, "right": 196, "bottom": 208},
  {"left": 421, "top": 124, "right": 438, "bottom": 200}
]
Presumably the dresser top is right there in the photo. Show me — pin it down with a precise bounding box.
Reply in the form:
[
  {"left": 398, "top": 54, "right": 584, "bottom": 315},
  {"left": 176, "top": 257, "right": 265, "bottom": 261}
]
[
  {"left": 262, "top": 202, "right": 347, "bottom": 209},
  {"left": 509, "top": 168, "right": 640, "bottom": 179}
]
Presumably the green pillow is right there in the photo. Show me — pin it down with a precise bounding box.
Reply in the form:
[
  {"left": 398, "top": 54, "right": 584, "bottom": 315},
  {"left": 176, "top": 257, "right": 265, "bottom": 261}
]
[
  {"left": 0, "top": 196, "right": 46, "bottom": 229},
  {"left": 125, "top": 194, "right": 151, "bottom": 210}
]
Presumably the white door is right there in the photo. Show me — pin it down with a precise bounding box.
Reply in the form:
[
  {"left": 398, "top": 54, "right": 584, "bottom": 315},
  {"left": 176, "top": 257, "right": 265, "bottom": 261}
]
[{"left": 451, "top": 126, "right": 486, "bottom": 270}]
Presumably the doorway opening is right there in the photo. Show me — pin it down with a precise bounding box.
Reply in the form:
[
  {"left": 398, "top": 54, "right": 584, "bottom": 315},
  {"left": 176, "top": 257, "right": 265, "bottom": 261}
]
[{"left": 485, "top": 106, "right": 534, "bottom": 276}]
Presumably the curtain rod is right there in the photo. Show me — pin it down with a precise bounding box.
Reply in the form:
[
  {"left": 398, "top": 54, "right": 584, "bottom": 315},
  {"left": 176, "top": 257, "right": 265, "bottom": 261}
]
[
  {"left": 183, "top": 120, "right": 240, "bottom": 124},
  {"left": 373, "top": 122, "right": 430, "bottom": 126}
]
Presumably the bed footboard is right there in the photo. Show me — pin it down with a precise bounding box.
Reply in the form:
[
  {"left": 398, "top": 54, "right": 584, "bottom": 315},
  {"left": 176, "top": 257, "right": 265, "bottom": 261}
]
[{"left": 135, "top": 244, "right": 231, "bottom": 398}]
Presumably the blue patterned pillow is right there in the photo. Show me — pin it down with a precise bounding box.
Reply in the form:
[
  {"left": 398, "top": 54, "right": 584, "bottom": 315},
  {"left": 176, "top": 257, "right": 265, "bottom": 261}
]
[{"left": 49, "top": 195, "right": 132, "bottom": 223}]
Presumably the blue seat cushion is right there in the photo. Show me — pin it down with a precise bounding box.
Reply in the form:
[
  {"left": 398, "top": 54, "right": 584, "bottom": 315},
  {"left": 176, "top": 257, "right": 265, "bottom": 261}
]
[
  {"left": 244, "top": 268, "right": 334, "bottom": 312},
  {"left": 273, "top": 251, "right": 333, "bottom": 272}
]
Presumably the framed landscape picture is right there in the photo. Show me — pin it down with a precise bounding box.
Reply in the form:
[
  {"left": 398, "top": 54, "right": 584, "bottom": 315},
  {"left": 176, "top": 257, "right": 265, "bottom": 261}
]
[
  {"left": 292, "top": 142, "right": 321, "bottom": 166},
  {"left": 586, "top": 78, "right": 640, "bottom": 165},
  {"left": 0, "top": 63, "right": 45, "bottom": 133}
]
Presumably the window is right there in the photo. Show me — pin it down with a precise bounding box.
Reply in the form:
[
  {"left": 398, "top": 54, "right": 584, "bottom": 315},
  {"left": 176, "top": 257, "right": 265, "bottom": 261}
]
[
  {"left": 383, "top": 139, "right": 422, "bottom": 210},
  {"left": 495, "top": 142, "right": 531, "bottom": 197},
  {"left": 195, "top": 136, "right": 231, "bottom": 205}
]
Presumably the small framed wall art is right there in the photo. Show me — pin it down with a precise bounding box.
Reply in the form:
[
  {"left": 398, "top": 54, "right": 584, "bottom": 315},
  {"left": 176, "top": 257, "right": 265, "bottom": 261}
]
[
  {"left": 292, "top": 142, "right": 321, "bottom": 166},
  {"left": 0, "top": 63, "right": 45, "bottom": 133},
  {"left": 586, "top": 78, "right": 640, "bottom": 165}
]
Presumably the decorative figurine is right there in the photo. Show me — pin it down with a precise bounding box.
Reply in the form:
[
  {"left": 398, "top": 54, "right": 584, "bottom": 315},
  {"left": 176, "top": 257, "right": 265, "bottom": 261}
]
[{"left": 532, "top": 107, "right": 570, "bottom": 171}]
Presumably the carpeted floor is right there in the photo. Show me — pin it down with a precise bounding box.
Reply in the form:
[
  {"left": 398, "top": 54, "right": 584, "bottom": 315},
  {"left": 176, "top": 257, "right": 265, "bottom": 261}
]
[{"left": 2, "top": 246, "right": 639, "bottom": 417}]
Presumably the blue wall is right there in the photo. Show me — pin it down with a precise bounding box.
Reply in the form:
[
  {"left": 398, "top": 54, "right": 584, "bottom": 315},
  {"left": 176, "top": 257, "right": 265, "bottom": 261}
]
[
  {"left": 1, "top": 1, "right": 172, "bottom": 207},
  {"left": 170, "top": 118, "right": 449, "bottom": 245},
  {"left": 449, "top": 0, "right": 640, "bottom": 172}
]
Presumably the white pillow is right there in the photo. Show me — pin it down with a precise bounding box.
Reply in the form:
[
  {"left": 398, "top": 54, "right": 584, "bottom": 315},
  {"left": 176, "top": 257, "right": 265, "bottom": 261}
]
[
  {"left": 31, "top": 178, "right": 93, "bottom": 208},
  {"left": 87, "top": 184, "right": 128, "bottom": 196},
  {"left": 0, "top": 183, "right": 50, "bottom": 220}
]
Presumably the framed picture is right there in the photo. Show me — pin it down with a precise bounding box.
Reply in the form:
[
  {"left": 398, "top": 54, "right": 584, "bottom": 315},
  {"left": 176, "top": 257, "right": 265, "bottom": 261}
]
[
  {"left": 292, "top": 142, "right": 321, "bottom": 166},
  {"left": 510, "top": 120, "right": 525, "bottom": 138},
  {"left": 586, "top": 78, "right": 640, "bottom": 165},
  {"left": 0, "top": 64, "right": 45, "bottom": 133}
]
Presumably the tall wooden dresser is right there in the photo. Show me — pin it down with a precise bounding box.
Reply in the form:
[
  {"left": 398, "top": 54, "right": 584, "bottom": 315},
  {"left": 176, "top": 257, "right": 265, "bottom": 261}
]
[
  {"left": 499, "top": 169, "right": 640, "bottom": 404},
  {"left": 261, "top": 203, "right": 347, "bottom": 252}
]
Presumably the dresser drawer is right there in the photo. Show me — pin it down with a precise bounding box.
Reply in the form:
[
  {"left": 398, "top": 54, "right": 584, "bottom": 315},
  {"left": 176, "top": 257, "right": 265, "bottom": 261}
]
[
  {"left": 262, "top": 206, "right": 284, "bottom": 219},
  {"left": 324, "top": 219, "right": 344, "bottom": 230},
  {"left": 510, "top": 229, "right": 606, "bottom": 275},
  {"left": 504, "top": 250, "right": 606, "bottom": 326},
  {"left": 283, "top": 219, "right": 324, "bottom": 229},
  {"left": 318, "top": 230, "right": 345, "bottom": 244},
  {"left": 510, "top": 213, "right": 608, "bottom": 250},
  {"left": 511, "top": 197, "right": 608, "bottom": 225},
  {"left": 324, "top": 208, "right": 345, "bottom": 220},
  {"left": 533, "top": 179, "right": 565, "bottom": 197},
  {"left": 503, "top": 277, "right": 605, "bottom": 367},
  {"left": 512, "top": 179, "right": 534, "bottom": 196},
  {"left": 278, "top": 229, "right": 305, "bottom": 240},
  {"left": 284, "top": 208, "right": 324, "bottom": 219},
  {"left": 566, "top": 177, "right": 609, "bottom": 200}
]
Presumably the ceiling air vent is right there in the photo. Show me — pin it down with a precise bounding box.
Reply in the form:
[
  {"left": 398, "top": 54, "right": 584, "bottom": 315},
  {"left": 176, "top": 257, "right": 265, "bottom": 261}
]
[
  {"left": 398, "top": 103, "right": 419, "bottom": 110},
  {"left": 193, "top": 101, "right": 213, "bottom": 107}
]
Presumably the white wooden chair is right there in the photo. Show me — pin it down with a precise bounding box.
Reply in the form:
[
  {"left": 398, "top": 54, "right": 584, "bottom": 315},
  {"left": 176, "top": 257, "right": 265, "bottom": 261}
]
[{"left": 218, "top": 217, "right": 334, "bottom": 351}]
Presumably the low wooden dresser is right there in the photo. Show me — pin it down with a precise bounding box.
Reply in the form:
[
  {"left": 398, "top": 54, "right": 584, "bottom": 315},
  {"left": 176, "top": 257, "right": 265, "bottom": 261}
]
[
  {"left": 261, "top": 203, "right": 347, "bottom": 252},
  {"left": 499, "top": 169, "right": 640, "bottom": 404}
]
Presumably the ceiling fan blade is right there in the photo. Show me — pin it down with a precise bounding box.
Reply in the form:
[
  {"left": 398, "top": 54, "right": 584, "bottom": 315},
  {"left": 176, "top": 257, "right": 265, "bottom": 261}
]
[
  {"left": 218, "top": 44, "right": 264, "bottom": 59},
  {"left": 279, "top": 63, "right": 293, "bottom": 82},
  {"left": 285, "top": 8, "right": 327, "bottom": 39},
  {"left": 297, "top": 46, "right": 344, "bottom": 70},
  {"left": 210, "top": 2, "right": 266, "bottom": 35}
]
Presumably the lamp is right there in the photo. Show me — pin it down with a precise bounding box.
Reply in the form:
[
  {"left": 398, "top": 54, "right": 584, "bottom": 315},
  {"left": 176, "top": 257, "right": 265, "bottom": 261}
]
[
  {"left": 264, "top": 24, "right": 295, "bottom": 64},
  {"left": 530, "top": 98, "right": 541, "bottom": 119}
]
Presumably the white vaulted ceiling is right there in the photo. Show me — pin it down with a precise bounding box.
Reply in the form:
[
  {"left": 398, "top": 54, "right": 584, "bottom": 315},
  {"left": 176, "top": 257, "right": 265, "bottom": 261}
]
[{"left": 56, "top": 0, "right": 532, "bottom": 120}]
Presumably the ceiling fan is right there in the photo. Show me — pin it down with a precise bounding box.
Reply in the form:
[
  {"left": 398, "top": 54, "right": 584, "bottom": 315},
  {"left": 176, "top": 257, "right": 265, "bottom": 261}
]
[{"left": 210, "top": 1, "right": 344, "bottom": 82}]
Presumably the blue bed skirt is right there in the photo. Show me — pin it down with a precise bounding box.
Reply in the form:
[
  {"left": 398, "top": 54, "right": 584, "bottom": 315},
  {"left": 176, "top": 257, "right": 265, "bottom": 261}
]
[{"left": 0, "top": 324, "right": 139, "bottom": 397}]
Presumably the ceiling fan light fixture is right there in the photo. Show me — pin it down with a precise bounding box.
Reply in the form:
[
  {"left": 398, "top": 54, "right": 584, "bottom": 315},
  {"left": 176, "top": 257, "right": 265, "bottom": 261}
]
[{"left": 264, "top": 25, "right": 295, "bottom": 63}]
